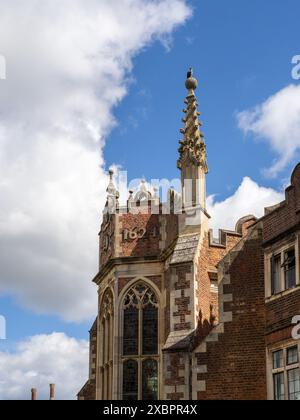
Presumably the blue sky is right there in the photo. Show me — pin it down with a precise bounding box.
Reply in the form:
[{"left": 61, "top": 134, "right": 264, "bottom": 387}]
[
  {"left": 0, "top": 0, "right": 300, "bottom": 399},
  {"left": 106, "top": 0, "right": 300, "bottom": 195}
]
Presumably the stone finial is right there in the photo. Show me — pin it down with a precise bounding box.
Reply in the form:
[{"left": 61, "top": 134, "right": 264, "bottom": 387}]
[
  {"left": 185, "top": 67, "right": 198, "bottom": 91},
  {"left": 178, "top": 68, "right": 208, "bottom": 173},
  {"left": 134, "top": 179, "right": 151, "bottom": 202},
  {"left": 106, "top": 169, "right": 119, "bottom": 212},
  {"left": 106, "top": 169, "right": 119, "bottom": 198}
]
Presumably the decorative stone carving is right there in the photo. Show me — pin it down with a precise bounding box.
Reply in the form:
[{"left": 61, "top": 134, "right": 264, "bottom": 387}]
[{"left": 177, "top": 69, "right": 208, "bottom": 173}]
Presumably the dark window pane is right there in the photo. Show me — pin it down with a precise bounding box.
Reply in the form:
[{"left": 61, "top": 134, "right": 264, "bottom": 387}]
[
  {"left": 143, "top": 304, "right": 158, "bottom": 355},
  {"left": 273, "top": 350, "right": 284, "bottom": 369},
  {"left": 288, "top": 368, "right": 300, "bottom": 400},
  {"left": 142, "top": 359, "right": 158, "bottom": 400},
  {"left": 284, "top": 249, "right": 296, "bottom": 290},
  {"left": 287, "top": 346, "right": 299, "bottom": 366},
  {"left": 123, "top": 307, "right": 138, "bottom": 356},
  {"left": 274, "top": 372, "right": 285, "bottom": 400},
  {"left": 136, "top": 284, "right": 146, "bottom": 295},
  {"left": 123, "top": 360, "right": 138, "bottom": 400},
  {"left": 271, "top": 255, "right": 281, "bottom": 295}
]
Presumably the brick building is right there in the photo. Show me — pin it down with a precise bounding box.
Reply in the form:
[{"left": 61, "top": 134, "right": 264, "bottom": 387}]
[{"left": 78, "top": 70, "right": 300, "bottom": 401}]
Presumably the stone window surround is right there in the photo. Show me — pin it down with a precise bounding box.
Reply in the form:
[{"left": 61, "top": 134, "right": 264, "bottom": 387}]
[
  {"left": 98, "top": 288, "right": 114, "bottom": 400},
  {"left": 264, "top": 237, "right": 300, "bottom": 300},
  {"left": 117, "top": 278, "right": 162, "bottom": 401},
  {"left": 267, "top": 340, "right": 300, "bottom": 400}
]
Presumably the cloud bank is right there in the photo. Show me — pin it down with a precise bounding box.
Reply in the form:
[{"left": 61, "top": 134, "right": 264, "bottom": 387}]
[
  {"left": 0, "top": 333, "right": 88, "bottom": 400},
  {"left": 0, "top": 0, "right": 191, "bottom": 321},
  {"left": 237, "top": 84, "right": 300, "bottom": 178},
  {"left": 207, "top": 177, "right": 284, "bottom": 232}
]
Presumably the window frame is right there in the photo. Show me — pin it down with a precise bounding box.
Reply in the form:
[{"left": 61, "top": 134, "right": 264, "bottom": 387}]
[
  {"left": 120, "top": 281, "right": 160, "bottom": 401},
  {"left": 266, "top": 239, "right": 300, "bottom": 298},
  {"left": 271, "top": 253, "right": 282, "bottom": 295},
  {"left": 270, "top": 343, "right": 300, "bottom": 400},
  {"left": 98, "top": 288, "right": 114, "bottom": 401},
  {"left": 283, "top": 249, "right": 296, "bottom": 290}
]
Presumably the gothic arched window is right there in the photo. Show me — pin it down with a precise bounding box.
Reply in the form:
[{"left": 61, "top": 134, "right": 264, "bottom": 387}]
[
  {"left": 99, "top": 288, "right": 114, "bottom": 400},
  {"left": 122, "top": 283, "right": 159, "bottom": 400}
]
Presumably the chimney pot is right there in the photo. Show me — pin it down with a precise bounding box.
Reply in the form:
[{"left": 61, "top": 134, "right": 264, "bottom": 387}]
[
  {"left": 49, "top": 383, "right": 55, "bottom": 400},
  {"left": 31, "top": 388, "right": 37, "bottom": 401}
]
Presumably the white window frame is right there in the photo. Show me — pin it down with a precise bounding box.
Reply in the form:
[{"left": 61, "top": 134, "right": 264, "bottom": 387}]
[
  {"left": 265, "top": 239, "right": 300, "bottom": 299},
  {"left": 268, "top": 342, "right": 300, "bottom": 400}
]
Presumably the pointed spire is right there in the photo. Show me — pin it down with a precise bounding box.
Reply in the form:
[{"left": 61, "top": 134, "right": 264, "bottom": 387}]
[{"left": 177, "top": 68, "right": 208, "bottom": 173}]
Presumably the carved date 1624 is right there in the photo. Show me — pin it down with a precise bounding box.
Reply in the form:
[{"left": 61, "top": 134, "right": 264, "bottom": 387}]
[{"left": 123, "top": 226, "right": 158, "bottom": 242}]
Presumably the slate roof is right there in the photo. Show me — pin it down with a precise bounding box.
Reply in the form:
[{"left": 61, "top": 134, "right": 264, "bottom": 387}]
[
  {"left": 163, "top": 330, "right": 194, "bottom": 352},
  {"left": 170, "top": 233, "right": 200, "bottom": 264}
]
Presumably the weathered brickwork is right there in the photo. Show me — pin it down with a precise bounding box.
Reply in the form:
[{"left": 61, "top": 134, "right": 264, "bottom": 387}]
[
  {"left": 196, "top": 230, "right": 243, "bottom": 340},
  {"left": 119, "top": 212, "right": 160, "bottom": 258},
  {"left": 195, "top": 225, "right": 267, "bottom": 400},
  {"left": 263, "top": 164, "right": 300, "bottom": 244},
  {"left": 266, "top": 288, "right": 300, "bottom": 335}
]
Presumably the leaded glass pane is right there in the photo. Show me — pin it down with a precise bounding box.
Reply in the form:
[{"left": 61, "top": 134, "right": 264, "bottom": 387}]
[
  {"left": 273, "top": 350, "right": 283, "bottom": 369},
  {"left": 142, "top": 359, "right": 158, "bottom": 400},
  {"left": 271, "top": 255, "right": 281, "bottom": 295},
  {"left": 135, "top": 284, "right": 147, "bottom": 295},
  {"left": 123, "top": 360, "right": 138, "bottom": 400},
  {"left": 123, "top": 307, "right": 138, "bottom": 356},
  {"left": 142, "top": 304, "right": 158, "bottom": 355},
  {"left": 288, "top": 368, "right": 300, "bottom": 400},
  {"left": 287, "top": 346, "right": 298, "bottom": 366},
  {"left": 274, "top": 372, "right": 285, "bottom": 400},
  {"left": 284, "top": 249, "right": 296, "bottom": 290}
]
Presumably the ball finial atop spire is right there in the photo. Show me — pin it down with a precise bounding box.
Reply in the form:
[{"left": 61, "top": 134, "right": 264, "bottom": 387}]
[{"left": 185, "top": 67, "right": 198, "bottom": 91}]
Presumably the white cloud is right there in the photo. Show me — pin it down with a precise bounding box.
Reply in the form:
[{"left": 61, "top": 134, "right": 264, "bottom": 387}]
[
  {"left": 237, "top": 84, "right": 300, "bottom": 177},
  {"left": 0, "top": 333, "right": 88, "bottom": 400},
  {"left": 207, "top": 177, "right": 284, "bottom": 232},
  {"left": 0, "top": 0, "right": 191, "bottom": 321}
]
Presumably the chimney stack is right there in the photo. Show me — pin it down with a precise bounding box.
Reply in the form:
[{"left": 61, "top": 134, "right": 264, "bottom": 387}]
[
  {"left": 31, "top": 388, "right": 37, "bottom": 401},
  {"left": 49, "top": 384, "right": 55, "bottom": 400}
]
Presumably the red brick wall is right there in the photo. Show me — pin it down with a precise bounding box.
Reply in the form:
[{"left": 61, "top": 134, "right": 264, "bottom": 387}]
[
  {"left": 266, "top": 289, "right": 300, "bottom": 338},
  {"left": 263, "top": 165, "right": 300, "bottom": 347},
  {"left": 196, "top": 227, "right": 267, "bottom": 400},
  {"left": 119, "top": 213, "right": 160, "bottom": 258},
  {"left": 196, "top": 232, "right": 242, "bottom": 340},
  {"left": 263, "top": 164, "right": 300, "bottom": 243},
  {"left": 266, "top": 326, "right": 294, "bottom": 346}
]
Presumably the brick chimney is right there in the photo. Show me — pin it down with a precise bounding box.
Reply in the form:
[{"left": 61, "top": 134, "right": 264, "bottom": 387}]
[
  {"left": 31, "top": 388, "right": 37, "bottom": 401},
  {"left": 49, "top": 384, "right": 55, "bottom": 400}
]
